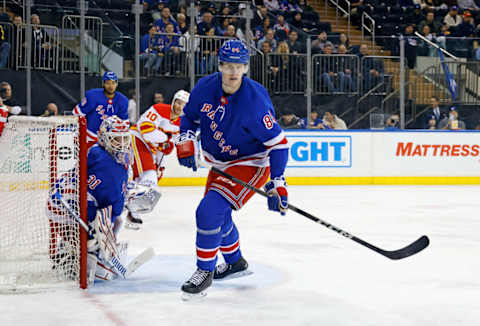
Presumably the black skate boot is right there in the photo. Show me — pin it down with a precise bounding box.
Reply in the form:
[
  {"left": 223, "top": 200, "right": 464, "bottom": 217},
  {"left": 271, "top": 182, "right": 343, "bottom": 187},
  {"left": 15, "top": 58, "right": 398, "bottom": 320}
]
[
  {"left": 214, "top": 257, "right": 252, "bottom": 280},
  {"left": 125, "top": 210, "right": 143, "bottom": 230},
  {"left": 181, "top": 268, "right": 214, "bottom": 300}
]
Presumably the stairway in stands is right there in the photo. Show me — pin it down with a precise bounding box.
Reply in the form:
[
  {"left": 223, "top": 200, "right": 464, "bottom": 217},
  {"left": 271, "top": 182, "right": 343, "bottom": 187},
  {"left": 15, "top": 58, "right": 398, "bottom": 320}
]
[{"left": 312, "top": 0, "right": 437, "bottom": 105}]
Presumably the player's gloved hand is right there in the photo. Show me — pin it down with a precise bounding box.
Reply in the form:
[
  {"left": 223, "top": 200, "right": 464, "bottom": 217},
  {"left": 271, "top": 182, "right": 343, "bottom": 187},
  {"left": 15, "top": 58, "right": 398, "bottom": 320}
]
[
  {"left": 264, "top": 176, "right": 288, "bottom": 216},
  {"left": 176, "top": 130, "right": 197, "bottom": 172},
  {"left": 160, "top": 141, "right": 174, "bottom": 155}
]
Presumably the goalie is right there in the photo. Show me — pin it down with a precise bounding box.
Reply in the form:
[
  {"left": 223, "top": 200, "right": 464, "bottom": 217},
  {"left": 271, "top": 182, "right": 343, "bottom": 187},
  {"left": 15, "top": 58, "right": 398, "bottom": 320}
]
[
  {"left": 47, "top": 115, "right": 132, "bottom": 284},
  {"left": 126, "top": 90, "right": 190, "bottom": 228}
]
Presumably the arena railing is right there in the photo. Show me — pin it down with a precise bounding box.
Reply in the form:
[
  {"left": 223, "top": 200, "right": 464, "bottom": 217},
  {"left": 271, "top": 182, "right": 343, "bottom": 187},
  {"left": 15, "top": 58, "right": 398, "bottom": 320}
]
[
  {"left": 142, "top": 32, "right": 188, "bottom": 78},
  {"left": 16, "top": 23, "right": 59, "bottom": 72},
  {"left": 312, "top": 54, "right": 359, "bottom": 95},
  {"left": 61, "top": 15, "right": 103, "bottom": 75}
]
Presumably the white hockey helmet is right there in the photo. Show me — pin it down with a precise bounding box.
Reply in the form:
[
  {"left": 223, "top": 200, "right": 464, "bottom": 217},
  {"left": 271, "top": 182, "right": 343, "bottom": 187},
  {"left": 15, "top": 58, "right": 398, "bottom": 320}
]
[
  {"left": 97, "top": 115, "right": 131, "bottom": 165},
  {"left": 171, "top": 90, "right": 190, "bottom": 112}
]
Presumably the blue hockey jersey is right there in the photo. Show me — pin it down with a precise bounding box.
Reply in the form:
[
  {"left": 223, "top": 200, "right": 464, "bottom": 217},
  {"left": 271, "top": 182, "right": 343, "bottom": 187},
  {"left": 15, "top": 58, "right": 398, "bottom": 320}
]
[
  {"left": 74, "top": 88, "right": 129, "bottom": 143},
  {"left": 181, "top": 73, "right": 288, "bottom": 169},
  {"left": 87, "top": 145, "right": 128, "bottom": 223}
]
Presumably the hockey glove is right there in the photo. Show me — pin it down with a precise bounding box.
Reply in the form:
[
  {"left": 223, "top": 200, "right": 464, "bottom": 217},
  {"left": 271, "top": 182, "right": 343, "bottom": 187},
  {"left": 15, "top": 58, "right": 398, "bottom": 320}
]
[
  {"left": 176, "top": 130, "right": 198, "bottom": 172},
  {"left": 264, "top": 176, "right": 288, "bottom": 216},
  {"left": 160, "top": 140, "right": 174, "bottom": 155}
]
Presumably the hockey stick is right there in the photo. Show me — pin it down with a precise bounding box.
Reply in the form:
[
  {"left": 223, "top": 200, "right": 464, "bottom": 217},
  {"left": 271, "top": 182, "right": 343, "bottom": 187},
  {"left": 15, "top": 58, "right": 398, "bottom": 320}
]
[
  {"left": 54, "top": 191, "right": 89, "bottom": 233},
  {"left": 211, "top": 167, "right": 430, "bottom": 260}
]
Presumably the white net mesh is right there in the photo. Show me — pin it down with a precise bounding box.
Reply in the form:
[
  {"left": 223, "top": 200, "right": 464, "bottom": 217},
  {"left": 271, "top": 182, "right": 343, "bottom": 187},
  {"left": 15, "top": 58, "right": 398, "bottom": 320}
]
[{"left": 0, "top": 116, "right": 84, "bottom": 292}]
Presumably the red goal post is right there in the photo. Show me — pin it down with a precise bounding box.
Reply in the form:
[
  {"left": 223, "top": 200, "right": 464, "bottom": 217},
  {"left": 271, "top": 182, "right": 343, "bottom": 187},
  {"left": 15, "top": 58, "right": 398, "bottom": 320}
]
[{"left": 0, "top": 115, "right": 88, "bottom": 291}]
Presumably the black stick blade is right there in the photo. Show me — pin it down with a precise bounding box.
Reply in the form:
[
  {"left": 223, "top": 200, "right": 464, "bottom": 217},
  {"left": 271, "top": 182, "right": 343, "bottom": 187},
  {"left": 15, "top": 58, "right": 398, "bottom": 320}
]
[{"left": 381, "top": 235, "right": 430, "bottom": 260}]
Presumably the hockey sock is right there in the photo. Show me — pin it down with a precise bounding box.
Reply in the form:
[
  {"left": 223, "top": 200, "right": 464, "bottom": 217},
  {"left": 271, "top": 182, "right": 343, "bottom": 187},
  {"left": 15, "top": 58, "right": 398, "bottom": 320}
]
[
  {"left": 220, "top": 211, "right": 242, "bottom": 265},
  {"left": 195, "top": 191, "right": 231, "bottom": 271}
]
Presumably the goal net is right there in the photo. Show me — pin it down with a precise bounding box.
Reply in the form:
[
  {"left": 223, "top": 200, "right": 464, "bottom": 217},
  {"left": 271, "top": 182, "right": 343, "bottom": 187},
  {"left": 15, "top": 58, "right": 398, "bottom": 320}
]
[{"left": 0, "top": 116, "right": 87, "bottom": 292}]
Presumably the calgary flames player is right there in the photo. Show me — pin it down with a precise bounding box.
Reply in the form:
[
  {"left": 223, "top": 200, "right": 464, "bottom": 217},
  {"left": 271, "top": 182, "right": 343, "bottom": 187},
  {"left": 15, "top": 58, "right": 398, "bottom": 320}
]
[{"left": 125, "top": 90, "right": 190, "bottom": 228}]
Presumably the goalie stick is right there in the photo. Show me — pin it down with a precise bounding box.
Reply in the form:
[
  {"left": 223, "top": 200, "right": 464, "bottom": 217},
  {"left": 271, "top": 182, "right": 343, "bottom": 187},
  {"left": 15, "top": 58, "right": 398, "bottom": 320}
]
[
  {"left": 55, "top": 191, "right": 155, "bottom": 279},
  {"left": 211, "top": 167, "right": 430, "bottom": 260}
]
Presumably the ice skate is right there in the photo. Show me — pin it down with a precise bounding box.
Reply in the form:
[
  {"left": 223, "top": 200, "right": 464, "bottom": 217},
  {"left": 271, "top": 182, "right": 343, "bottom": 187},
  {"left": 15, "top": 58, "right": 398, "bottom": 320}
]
[
  {"left": 125, "top": 210, "right": 143, "bottom": 230},
  {"left": 214, "top": 257, "right": 252, "bottom": 281},
  {"left": 181, "top": 268, "right": 213, "bottom": 301}
]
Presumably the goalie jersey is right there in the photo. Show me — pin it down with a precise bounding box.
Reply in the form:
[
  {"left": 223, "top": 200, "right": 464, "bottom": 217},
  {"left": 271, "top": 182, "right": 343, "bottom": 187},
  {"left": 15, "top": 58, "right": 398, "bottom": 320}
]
[
  {"left": 180, "top": 72, "right": 288, "bottom": 168},
  {"left": 74, "top": 88, "right": 129, "bottom": 143},
  {"left": 87, "top": 145, "right": 128, "bottom": 223}
]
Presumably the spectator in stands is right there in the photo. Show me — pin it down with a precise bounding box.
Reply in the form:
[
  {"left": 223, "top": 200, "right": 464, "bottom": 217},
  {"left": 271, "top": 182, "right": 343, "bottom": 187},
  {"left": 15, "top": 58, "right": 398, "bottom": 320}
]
[
  {"left": 0, "top": 82, "right": 22, "bottom": 114},
  {"left": 161, "top": 23, "right": 181, "bottom": 75},
  {"left": 155, "top": 7, "right": 180, "bottom": 34},
  {"left": 197, "top": 11, "right": 215, "bottom": 35},
  {"left": 425, "top": 96, "right": 447, "bottom": 128},
  {"left": 225, "top": 25, "right": 237, "bottom": 38},
  {"left": 319, "top": 43, "right": 337, "bottom": 92},
  {"left": 288, "top": 30, "right": 305, "bottom": 53},
  {"left": 427, "top": 115, "right": 437, "bottom": 129},
  {"left": 418, "top": 11, "right": 443, "bottom": 34},
  {"left": 404, "top": 25, "right": 418, "bottom": 69},
  {"left": 258, "top": 28, "right": 278, "bottom": 52},
  {"left": 198, "top": 27, "right": 218, "bottom": 74},
  {"left": 253, "top": 5, "right": 268, "bottom": 28},
  {"left": 385, "top": 114, "right": 400, "bottom": 130},
  {"left": 255, "top": 17, "right": 271, "bottom": 42},
  {"left": 281, "top": 0, "right": 303, "bottom": 12},
  {"left": 337, "top": 44, "right": 355, "bottom": 92},
  {"left": 456, "top": 12, "right": 476, "bottom": 36},
  {"left": 312, "top": 31, "right": 328, "bottom": 54},
  {"left": 140, "top": 24, "right": 162, "bottom": 74},
  {"left": 13, "top": 15, "right": 22, "bottom": 27},
  {"left": 270, "top": 41, "right": 292, "bottom": 91},
  {"left": 216, "top": 18, "right": 230, "bottom": 36},
  {"left": 0, "top": 24, "right": 10, "bottom": 69},
  {"left": 40, "top": 103, "right": 59, "bottom": 117},
  {"left": 458, "top": 0, "right": 479, "bottom": 12},
  {"left": 236, "top": 24, "right": 256, "bottom": 47},
  {"left": 273, "top": 14, "right": 290, "bottom": 35},
  {"left": 301, "top": 111, "right": 329, "bottom": 129},
  {"left": 151, "top": 0, "right": 167, "bottom": 21},
  {"left": 323, "top": 111, "right": 348, "bottom": 129},
  {"left": 206, "top": 2, "right": 217, "bottom": 16},
  {"left": 153, "top": 92, "right": 164, "bottom": 104},
  {"left": 0, "top": 7, "right": 9, "bottom": 22},
  {"left": 337, "top": 33, "right": 350, "bottom": 51},
  {"left": 289, "top": 12, "right": 307, "bottom": 32},
  {"left": 30, "top": 14, "right": 53, "bottom": 68},
  {"left": 177, "top": 13, "right": 189, "bottom": 34},
  {"left": 444, "top": 6, "right": 463, "bottom": 28},
  {"left": 438, "top": 107, "right": 466, "bottom": 129},
  {"left": 418, "top": 25, "right": 437, "bottom": 56},
  {"left": 279, "top": 111, "right": 303, "bottom": 129},
  {"left": 407, "top": 4, "right": 425, "bottom": 27},
  {"left": 264, "top": 0, "right": 280, "bottom": 12},
  {"left": 359, "top": 44, "right": 385, "bottom": 92}
]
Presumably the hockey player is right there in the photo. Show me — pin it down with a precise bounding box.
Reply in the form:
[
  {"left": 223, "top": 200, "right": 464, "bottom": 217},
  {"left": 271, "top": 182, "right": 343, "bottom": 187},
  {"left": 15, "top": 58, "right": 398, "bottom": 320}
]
[
  {"left": 175, "top": 39, "right": 289, "bottom": 297},
  {"left": 47, "top": 115, "right": 131, "bottom": 283},
  {"left": 126, "top": 89, "right": 190, "bottom": 228},
  {"left": 73, "top": 71, "right": 129, "bottom": 148}
]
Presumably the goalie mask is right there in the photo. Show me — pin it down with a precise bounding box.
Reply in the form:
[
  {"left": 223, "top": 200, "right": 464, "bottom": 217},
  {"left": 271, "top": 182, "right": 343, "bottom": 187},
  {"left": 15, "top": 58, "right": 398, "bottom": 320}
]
[{"left": 97, "top": 115, "right": 131, "bottom": 166}]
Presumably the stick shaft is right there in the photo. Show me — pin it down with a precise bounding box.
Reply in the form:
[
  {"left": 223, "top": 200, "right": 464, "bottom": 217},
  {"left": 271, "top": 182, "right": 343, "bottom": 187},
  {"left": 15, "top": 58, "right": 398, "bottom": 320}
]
[{"left": 211, "top": 167, "right": 429, "bottom": 260}]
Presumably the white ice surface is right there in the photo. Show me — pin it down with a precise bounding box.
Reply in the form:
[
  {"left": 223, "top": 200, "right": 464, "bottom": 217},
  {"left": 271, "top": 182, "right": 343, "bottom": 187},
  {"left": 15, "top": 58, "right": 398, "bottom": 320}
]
[{"left": 1, "top": 185, "right": 479, "bottom": 326}]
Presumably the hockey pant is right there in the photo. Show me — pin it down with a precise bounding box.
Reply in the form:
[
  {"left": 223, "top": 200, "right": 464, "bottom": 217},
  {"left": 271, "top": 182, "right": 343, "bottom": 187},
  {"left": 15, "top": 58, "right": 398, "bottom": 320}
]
[
  {"left": 131, "top": 134, "right": 166, "bottom": 184},
  {"left": 195, "top": 165, "right": 270, "bottom": 271}
]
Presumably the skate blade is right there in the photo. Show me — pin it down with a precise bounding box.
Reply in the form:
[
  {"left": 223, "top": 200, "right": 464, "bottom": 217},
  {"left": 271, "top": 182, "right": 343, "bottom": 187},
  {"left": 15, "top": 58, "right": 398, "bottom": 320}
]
[
  {"left": 181, "top": 291, "right": 208, "bottom": 301},
  {"left": 214, "top": 270, "right": 254, "bottom": 282},
  {"left": 124, "top": 222, "right": 141, "bottom": 230}
]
